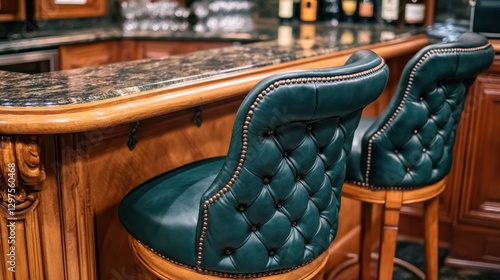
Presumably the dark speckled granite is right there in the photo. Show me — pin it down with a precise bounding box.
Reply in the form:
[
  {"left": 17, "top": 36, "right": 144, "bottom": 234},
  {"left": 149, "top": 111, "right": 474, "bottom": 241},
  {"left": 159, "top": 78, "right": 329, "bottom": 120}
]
[{"left": 0, "top": 22, "right": 423, "bottom": 107}]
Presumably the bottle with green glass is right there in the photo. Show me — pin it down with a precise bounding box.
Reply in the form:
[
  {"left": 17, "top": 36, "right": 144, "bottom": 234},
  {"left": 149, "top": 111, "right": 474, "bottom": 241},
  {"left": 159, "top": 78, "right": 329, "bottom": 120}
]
[{"left": 322, "top": 0, "right": 342, "bottom": 24}]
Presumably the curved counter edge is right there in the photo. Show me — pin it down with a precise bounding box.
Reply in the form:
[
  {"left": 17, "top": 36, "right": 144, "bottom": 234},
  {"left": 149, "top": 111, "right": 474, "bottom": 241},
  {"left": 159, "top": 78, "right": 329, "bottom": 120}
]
[{"left": 0, "top": 34, "right": 431, "bottom": 135}]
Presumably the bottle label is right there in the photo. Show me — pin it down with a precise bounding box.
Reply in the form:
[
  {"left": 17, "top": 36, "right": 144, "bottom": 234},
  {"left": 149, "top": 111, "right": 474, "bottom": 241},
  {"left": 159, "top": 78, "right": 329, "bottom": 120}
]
[
  {"left": 405, "top": 3, "right": 425, "bottom": 23},
  {"left": 341, "top": 0, "right": 357, "bottom": 16},
  {"left": 359, "top": 3, "right": 374, "bottom": 17},
  {"left": 279, "top": 0, "right": 294, "bottom": 18},
  {"left": 301, "top": 0, "right": 318, "bottom": 22},
  {"left": 381, "top": 0, "right": 399, "bottom": 20}
]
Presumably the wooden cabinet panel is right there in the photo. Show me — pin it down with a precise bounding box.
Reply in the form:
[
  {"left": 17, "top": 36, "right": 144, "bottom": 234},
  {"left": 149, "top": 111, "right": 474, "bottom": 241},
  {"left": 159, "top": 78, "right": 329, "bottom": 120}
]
[
  {"left": 119, "top": 40, "right": 140, "bottom": 62},
  {"left": 0, "top": 0, "right": 25, "bottom": 21},
  {"left": 137, "top": 40, "right": 233, "bottom": 59},
  {"left": 444, "top": 57, "right": 500, "bottom": 269},
  {"left": 59, "top": 41, "right": 120, "bottom": 70},
  {"left": 35, "top": 0, "right": 106, "bottom": 19},
  {"left": 457, "top": 64, "right": 500, "bottom": 228}
]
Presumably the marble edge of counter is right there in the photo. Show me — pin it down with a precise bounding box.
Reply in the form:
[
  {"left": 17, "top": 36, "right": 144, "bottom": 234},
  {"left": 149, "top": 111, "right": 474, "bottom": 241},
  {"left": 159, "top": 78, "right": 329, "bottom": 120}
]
[
  {"left": 2, "top": 28, "right": 423, "bottom": 109},
  {"left": 0, "top": 31, "right": 433, "bottom": 134}
]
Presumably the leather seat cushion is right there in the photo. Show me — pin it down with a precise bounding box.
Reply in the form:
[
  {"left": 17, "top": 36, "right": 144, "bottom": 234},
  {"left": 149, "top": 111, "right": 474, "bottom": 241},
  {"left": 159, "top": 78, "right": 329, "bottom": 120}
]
[
  {"left": 118, "top": 157, "right": 226, "bottom": 267},
  {"left": 346, "top": 117, "right": 376, "bottom": 183}
]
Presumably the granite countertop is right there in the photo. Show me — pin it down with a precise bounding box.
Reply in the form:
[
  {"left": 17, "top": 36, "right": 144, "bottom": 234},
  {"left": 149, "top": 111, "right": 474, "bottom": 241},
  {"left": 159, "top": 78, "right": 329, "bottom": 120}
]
[{"left": 0, "top": 21, "right": 424, "bottom": 108}]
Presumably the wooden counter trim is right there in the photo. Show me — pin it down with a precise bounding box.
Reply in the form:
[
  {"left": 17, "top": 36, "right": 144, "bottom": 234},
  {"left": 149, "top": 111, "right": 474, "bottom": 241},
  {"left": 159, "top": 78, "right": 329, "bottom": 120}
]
[
  {"left": 0, "top": 35, "right": 430, "bottom": 134},
  {"left": 491, "top": 40, "right": 500, "bottom": 52}
]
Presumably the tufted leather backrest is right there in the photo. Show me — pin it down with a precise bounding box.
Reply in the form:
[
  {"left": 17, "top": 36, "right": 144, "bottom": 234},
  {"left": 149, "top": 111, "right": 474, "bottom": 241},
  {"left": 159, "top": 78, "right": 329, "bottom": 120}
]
[
  {"left": 196, "top": 50, "right": 389, "bottom": 275},
  {"left": 355, "top": 33, "right": 494, "bottom": 189}
]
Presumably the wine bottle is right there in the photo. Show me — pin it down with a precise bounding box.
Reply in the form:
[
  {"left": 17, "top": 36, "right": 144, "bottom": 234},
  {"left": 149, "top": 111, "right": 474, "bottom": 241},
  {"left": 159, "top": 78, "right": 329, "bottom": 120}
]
[
  {"left": 279, "top": 0, "right": 295, "bottom": 23},
  {"left": 322, "top": 0, "right": 341, "bottom": 25},
  {"left": 341, "top": 0, "right": 357, "bottom": 22},
  {"left": 293, "top": 0, "right": 302, "bottom": 21},
  {"left": 300, "top": 0, "right": 318, "bottom": 22},
  {"left": 381, "top": 0, "right": 400, "bottom": 25},
  {"left": 404, "top": 0, "right": 425, "bottom": 26},
  {"left": 358, "top": 0, "right": 374, "bottom": 22}
]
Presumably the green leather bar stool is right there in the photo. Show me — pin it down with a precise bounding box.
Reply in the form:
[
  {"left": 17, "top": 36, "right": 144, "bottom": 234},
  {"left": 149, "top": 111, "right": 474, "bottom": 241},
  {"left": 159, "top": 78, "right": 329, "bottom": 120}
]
[
  {"left": 118, "top": 50, "right": 389, "bottom": 279},
  {"left": 342, "top": 33, "right": 495, "bottom": 280}
]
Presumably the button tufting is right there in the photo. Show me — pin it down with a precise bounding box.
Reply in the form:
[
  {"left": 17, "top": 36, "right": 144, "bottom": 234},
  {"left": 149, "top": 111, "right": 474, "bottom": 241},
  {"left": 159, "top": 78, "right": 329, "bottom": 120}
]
[
  {"left": 413, "top": 129, "right": 418, "bottom": 134},
  {"left": 277, "top": 202, "right": 283, "bottom": 208},
  {"left": 291, "top": 221, "right": 297, "bottom": 227},
  {"left": 406, "top": 167, "right": 412, "bottom": 172},
  {"left": 225, "top": 249, "right": 233, "bottom": 255},
  {"left": 296, "top": 176, "right": 301, "bottom": 181},
  {"left": 394, "top": 149, "right": 399, "bottom": 153},
  {"left": 238, "top": 205, "right": 246, "bottom": 212},
  {"left": 267, "top": 129, "right": 274, "bottom": 136},
  {"left": 306, "top": 124, "right": 313, "bottom": 131},
  {"left": 283, "top": 151, "right": 288, "bottom": 157},
  {"left": 422, "top": 148, "right": 427, "bottom": 152},
  {"left": 419, "top": 97, "right": 424, "bottom": 101},
  {"left": 251, "top": 225, "right": 258, "bottom": 231},
  {"left": 268, "top": 250, "right": 275, "bottom": 256},
  {"left": 263, "top": 178, "right": 270, "bottom": 184}
]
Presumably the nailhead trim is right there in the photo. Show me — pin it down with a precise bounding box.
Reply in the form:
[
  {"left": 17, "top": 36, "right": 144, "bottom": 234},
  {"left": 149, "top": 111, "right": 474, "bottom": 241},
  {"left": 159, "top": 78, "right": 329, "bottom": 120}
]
[
  {"left": 363, "top": 43, "right": 492, "bottom": 186},
  {"left": 192, "top": 58, "right": 387, "bottom": 276},
  {"left": 346, "top": 180, "right": 431, "bottom": 191}
]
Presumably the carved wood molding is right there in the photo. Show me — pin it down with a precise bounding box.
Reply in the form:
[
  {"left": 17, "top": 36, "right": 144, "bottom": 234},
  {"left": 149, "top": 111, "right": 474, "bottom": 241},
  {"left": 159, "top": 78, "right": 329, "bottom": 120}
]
[{"left": 0, "top": 135, "right": 45, "bottom": 217}]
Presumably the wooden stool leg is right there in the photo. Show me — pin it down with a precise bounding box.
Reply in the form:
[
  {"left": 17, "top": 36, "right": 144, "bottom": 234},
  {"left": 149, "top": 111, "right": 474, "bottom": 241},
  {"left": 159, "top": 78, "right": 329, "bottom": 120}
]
[
  {"left": 359, "top": 202, "right": 373, "bottom": 280},
  {"left": 424, "top": 195, "right": 440, "bottom": 280},
  {"left": 377, "top": 191, "right": 403, "bottom": 280}
]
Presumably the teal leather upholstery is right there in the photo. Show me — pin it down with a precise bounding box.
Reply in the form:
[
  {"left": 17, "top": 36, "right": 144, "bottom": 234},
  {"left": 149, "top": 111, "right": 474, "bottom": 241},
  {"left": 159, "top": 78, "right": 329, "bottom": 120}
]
[
  {"left": 119, "top": 49, "right": 389, "bottom": 277},
  {"left": 346, "top": 33, "right": 495, "bottom": 190}
]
